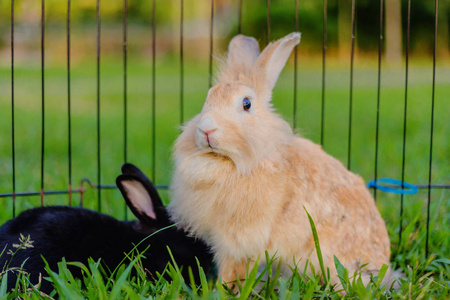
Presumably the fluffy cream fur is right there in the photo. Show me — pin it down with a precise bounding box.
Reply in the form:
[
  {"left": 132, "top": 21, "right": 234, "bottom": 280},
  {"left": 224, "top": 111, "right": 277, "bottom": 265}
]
[{"left": 168, "top": 32, "right": 393, "bottom": 286}]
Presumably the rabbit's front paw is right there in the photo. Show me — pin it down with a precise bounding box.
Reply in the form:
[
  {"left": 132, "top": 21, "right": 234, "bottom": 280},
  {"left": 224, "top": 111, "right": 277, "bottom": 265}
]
[{"left": 219, "top": 258, "right": 249, "bottom": 290}]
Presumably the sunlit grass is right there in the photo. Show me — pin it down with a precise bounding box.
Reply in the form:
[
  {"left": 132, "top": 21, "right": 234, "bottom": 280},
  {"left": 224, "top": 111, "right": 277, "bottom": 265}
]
[{"left": 0, "top": 203, "right": 448, "bottom": 299}]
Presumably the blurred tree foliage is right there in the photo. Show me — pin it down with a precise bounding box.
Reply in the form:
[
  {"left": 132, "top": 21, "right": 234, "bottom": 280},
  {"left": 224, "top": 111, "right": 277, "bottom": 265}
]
[
  {"left": 0, "top": 0, "right": 174, "bottom": 24},
  {"left": 234, "top": 0, "right": 337, "bottom": 51},
  {"left": 232, "top": 0, "right": 448, "bottom": 55},
  {"left": 357, "top": 0, "right": 449, "bottom": 55}
]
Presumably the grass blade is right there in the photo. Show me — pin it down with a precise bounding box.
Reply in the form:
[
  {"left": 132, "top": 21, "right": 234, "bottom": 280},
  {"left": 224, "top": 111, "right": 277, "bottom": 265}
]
[
  {"left": 188, "top": 266, "right": 198, "bottom": 296},
  {"left": 374, "top": 264, "right": 389, "bottom": 287},
  {"left": 334, "top": 255, "right": 349, "bottom": 292},
  {"left": 304, "top": 207, "right": 327, "bottom": 285},
  {"left": 109, "top": 255, "right": 141, "bottom": 300},
  {"left": 266, "top": 256, "right": 282, "bottom": 297},
  {"left": 43, "top": 258, "right": 84, "bottom": 299},
  {"left": 0, "top": 273, "right": 7, "bottom": 296},
  {"left": 196, "top": 257, "right": 210, "bottom": 295},
  {"left": 238, "top": 257, "right": 260, "bottom": 300},
  {"left": 89, "top": 260, "right": 107, "bottom": 300}
]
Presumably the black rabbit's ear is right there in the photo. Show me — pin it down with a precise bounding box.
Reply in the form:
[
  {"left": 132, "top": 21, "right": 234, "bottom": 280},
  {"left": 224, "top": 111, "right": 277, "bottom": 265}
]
[
  {"left": 121, "top": 163, "right": 151, "bottom": 182},
  {"left": 119, "top": 164, "right": 164, "bottom": 209},
  {"left": 116, "top": 174, "right": 165, "bottom": 225}
]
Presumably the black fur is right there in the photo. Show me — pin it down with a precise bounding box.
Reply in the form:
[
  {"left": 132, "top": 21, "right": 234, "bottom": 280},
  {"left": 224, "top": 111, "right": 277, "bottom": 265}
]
[{"left": 0, "top": 164, "right": 213, "bottom": 294}]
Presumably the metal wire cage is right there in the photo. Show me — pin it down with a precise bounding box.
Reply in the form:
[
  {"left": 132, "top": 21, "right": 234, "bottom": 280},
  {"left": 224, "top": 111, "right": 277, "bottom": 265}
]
[{"left": 1, "top": 0, "right": 448, "bottom": 260}]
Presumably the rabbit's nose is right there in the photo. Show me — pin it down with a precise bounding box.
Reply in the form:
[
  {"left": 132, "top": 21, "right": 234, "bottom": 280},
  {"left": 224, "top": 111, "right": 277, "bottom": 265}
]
[
  {"left": 199, "top": 128, "right": 217, "bottom": 137},
  {"left": 197, "top": 116, "right": 218, "bottom": 135}
]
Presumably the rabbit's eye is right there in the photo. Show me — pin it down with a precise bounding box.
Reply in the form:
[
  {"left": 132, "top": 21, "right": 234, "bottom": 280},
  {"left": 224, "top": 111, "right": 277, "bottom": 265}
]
[{"left": 243, "top": 98, "right": 251, "bottom": 111}]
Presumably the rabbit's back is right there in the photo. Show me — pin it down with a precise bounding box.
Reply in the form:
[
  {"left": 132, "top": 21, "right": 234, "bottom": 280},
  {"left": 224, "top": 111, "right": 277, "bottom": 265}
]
[
  {"left": 270, "top": 137, "right": 390, "bottom": 276},
  {"left": 0, "top": 206, "right": 145, "bottom": 293},
  {"left": 1, "top": 206, "right": 140, "bottom": 258}
]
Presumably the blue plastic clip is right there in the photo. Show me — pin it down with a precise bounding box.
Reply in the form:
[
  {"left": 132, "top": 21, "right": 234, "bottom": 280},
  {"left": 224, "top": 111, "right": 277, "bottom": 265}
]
[{"left": 367, "top": 178, "right": 418, "bottom": 195}]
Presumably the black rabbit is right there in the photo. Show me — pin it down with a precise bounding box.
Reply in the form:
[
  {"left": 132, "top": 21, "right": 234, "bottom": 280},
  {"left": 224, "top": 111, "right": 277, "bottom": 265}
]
[{"left": 0, "top": 163, "right": 214, "bottom": 294}]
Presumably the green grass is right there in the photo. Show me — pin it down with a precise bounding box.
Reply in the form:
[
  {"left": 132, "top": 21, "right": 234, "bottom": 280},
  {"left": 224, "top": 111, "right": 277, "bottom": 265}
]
[
  {"left": 0, "top": 55, "right": 449, "bottom": 298},
  {"left": 0, "top": 205, "right": 448, "bottom": 299}
]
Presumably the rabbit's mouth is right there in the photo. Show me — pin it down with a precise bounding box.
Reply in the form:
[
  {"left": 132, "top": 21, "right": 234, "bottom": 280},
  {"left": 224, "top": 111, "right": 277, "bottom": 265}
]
[
  {"left": 196, "top": 127, "right": 220, "bottom": 150},
  {"left": 198, "top": 139, "right": 230, "bottom": 159},
  {"left": 198, "top": 137, "right": 217, "bottom": 150},
  {"left": 205, "top": 135, "right": 215, "bottom": 148}
]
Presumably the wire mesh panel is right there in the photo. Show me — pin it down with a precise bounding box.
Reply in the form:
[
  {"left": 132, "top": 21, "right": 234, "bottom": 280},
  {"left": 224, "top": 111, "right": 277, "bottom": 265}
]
[{"left": 0, "top": 0, "right": 448, "bottom": 258}]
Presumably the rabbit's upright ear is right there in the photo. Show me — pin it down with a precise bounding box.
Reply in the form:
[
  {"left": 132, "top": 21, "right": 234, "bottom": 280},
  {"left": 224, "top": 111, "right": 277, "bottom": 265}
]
[
  {"left": 228, "top": 35, "right": 260, "bottom": 68},
  {"left": 220, "top": 35, "right": 260, "bottom": 82},
  {"left": 121, "top": 163, "right": 151, "bottom": 184},
  {"left": 116, "top": 173, "right": 168, "bottom": 226},
  {"left": 120, "top": 163, "right": 164, "bottom": 209},
  {"left": 253, "top": 32, "right": 301, "bottom": 92}
]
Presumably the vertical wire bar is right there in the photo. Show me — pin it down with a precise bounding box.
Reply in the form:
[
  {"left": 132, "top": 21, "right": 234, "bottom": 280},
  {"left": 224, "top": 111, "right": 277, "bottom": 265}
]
[
  {"left": 347, "top": 0, "right": 356, "bottom": 170},
  {"left": 123, "top": 0, "right": 128, "bottom": 163},
  {"left": 399, "top": 0, "right": 412, "bottom": 245},
  {"left": 293, "top": 0, "right": 298, "bottom": 129},
  {"left": 67, "top": 0, "right": 72, "bottom": 205},
  {"left": 374, "top": 0, "right": 384, "bottom": 200},
  {"left": 321, "top": 0, "right": 327, "bottom": 146},
  {"left": 238, "top": 0, "right": 242, "bottom": 34},
  {"left": 209, "top": 0, "right": 214, "bottom": 88},
  {"left": 96, "top": 0, "right": 102, "bottom": 211},
  {"left": 426, "top": 0, "right": 438, "bottom": 258},
  {"left": 11, "top": 0, "right": 16, "bottom": 217},
  {"left": 123, "top": 0, "right": 128, "bottom": 220},
  {"left": 266, "top": 0, "right": 270, "bottom": 45},
  {"left": 151, "top": 0, "right": 156, "bottom": 182},
  {"left": 40, "top": 0, "right": 45, "bottom": 206},
  {"left": 180, "top": 0, "right": 184, "bottom": 124}
]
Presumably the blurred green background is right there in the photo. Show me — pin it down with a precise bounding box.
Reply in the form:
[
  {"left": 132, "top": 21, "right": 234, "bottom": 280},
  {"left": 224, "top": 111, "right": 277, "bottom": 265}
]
[{"left": 0, "top": 0, "right": 448, "bottom": 251}]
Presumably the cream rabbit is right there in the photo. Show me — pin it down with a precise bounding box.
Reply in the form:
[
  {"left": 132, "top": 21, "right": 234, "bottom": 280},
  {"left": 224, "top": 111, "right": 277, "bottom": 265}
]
[{"left": 168, "top": 32, "right": 394, "bottom": 287}]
